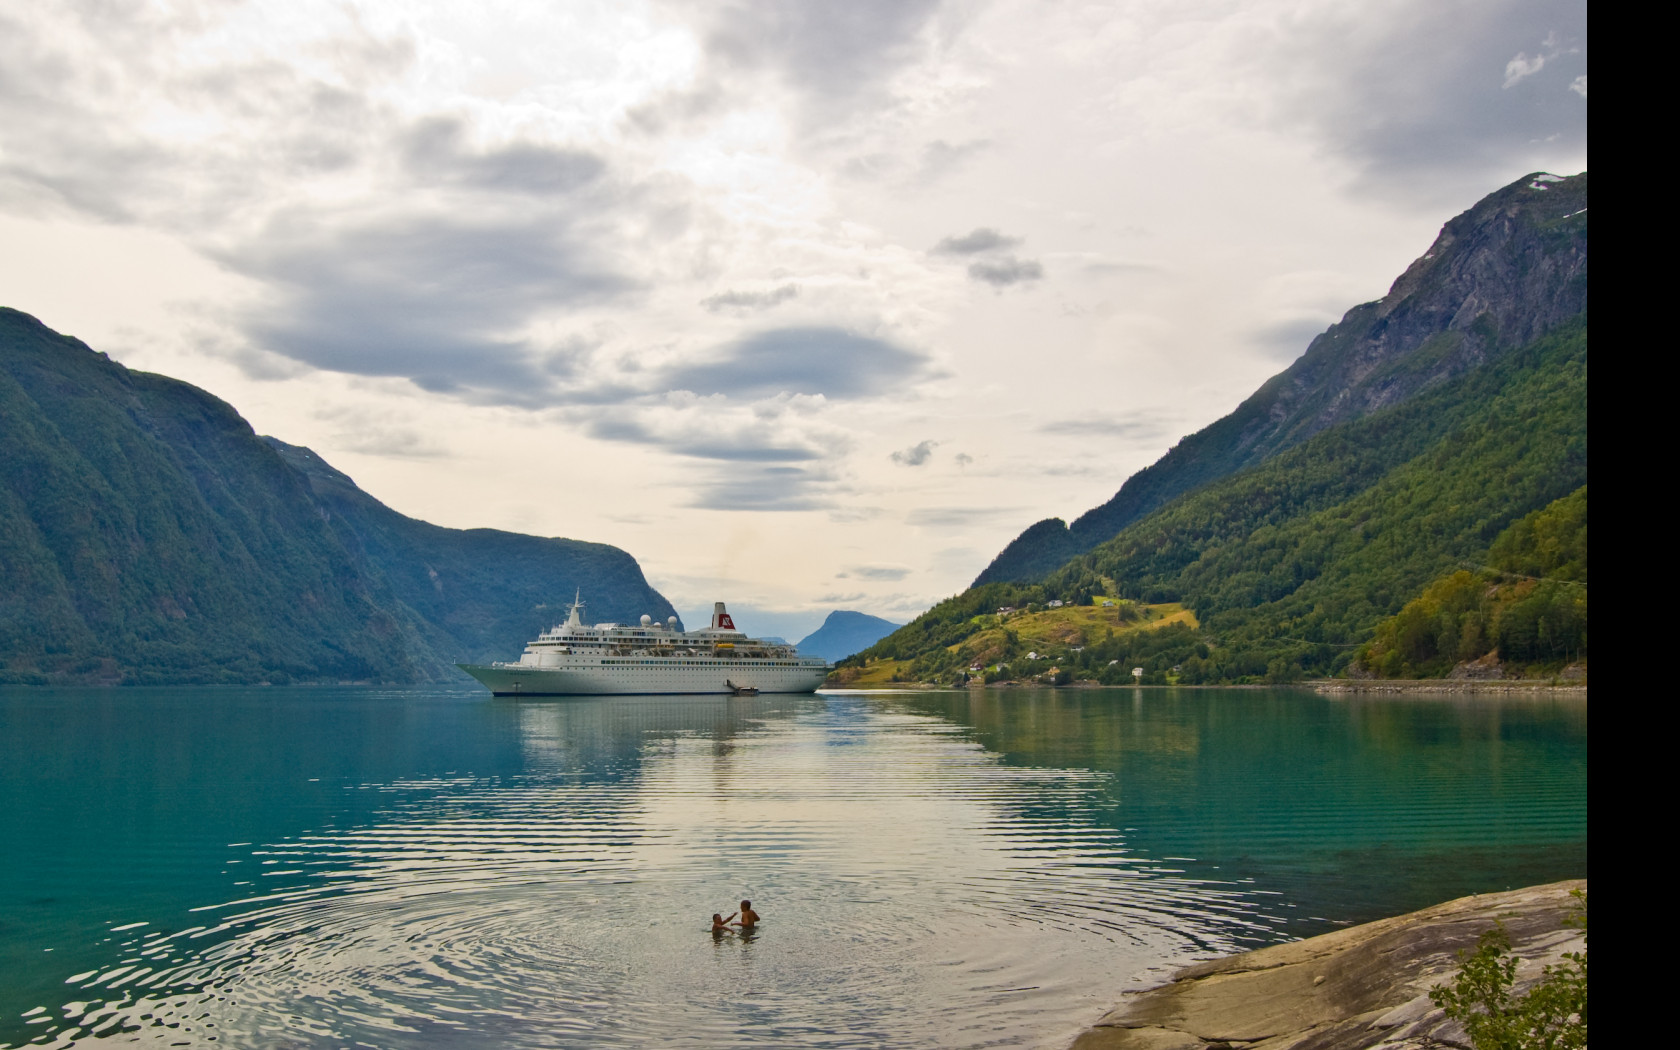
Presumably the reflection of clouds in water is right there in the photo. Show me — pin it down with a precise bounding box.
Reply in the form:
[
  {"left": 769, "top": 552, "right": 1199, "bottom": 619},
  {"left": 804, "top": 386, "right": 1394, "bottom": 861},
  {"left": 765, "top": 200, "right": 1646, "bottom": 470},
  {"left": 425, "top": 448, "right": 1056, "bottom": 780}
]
[{"left": 41, "top": 696, "right": 1270, "bottom": 1049}]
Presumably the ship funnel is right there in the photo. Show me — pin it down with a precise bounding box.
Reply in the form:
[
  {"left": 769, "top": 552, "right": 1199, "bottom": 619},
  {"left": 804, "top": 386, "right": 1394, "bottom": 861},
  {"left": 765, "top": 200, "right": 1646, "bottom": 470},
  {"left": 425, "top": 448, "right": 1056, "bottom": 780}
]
[{"left": 711, "top": 602, "right": 736, "bottom": 631}]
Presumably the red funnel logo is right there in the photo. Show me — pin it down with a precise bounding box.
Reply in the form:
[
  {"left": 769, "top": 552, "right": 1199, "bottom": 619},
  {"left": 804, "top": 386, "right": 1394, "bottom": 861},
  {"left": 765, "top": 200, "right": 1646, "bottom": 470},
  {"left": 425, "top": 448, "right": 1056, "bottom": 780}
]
[{"left": 717, "top": 613, "right": 735, "bottom": 629}]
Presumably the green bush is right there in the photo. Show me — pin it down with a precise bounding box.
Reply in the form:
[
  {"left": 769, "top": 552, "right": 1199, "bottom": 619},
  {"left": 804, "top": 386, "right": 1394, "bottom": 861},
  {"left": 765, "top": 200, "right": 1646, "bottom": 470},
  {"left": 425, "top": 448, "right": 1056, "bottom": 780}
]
[{"left": 1430, "top": 890, "right": 1586, "bottom": 1049}]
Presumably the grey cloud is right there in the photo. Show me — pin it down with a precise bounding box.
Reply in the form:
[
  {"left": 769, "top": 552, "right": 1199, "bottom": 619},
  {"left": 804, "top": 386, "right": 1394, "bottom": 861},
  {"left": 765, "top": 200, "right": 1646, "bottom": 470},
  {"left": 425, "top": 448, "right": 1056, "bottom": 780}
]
[
  {"left": 1040, "top": 412, "right": 1179, "bottom": 442},
  {"left": 694, "top": 0, "right": 945, "bottom": 109},
  {"left": 688, "top": 464, "right": 833, "bottom": 511},
  {"left": 227, "top": 206, "right": 634, "bottom": 402},
  {"left": 933, "top": 227, "right": 1019, "bottom": 254},
  {"left": 917, "top": 139, "right": 989, "bottom": 182},
  {"left": 662, "top": 327, "right": 929, "bottom": 400},
  {"left": 953, "top": 452, "right": 973, "bottom": 467},
  {"left": 0, "top": 14, "right": 651, "bottom": 409},
  {"left": 848, "top": 566, "right": 911, "bottom": 581},
  {"left": 402, "top": 117, "right": 606, "bottom": 195},
  {"left": 891, "top": 439, "right": 938, "bottom": 466},
  {"left": 1269, "top": 0, "right": 1587, "bottom": 198},
  {"left": 701, "top": 284, "right": 800, "bottom": 313},
  {"left": 581, "top": 405, "right": 844, "bottom": 510},
  {"left": 968, "top": 257, "right": 1044, "bottom": 287},
  {"left": 586, "top": 416, "right": 821, "bottom": 462},
  {"left": 906, "top": 506, "right": 1018, "bottom": 527},
  {"left": 623, "top": 80, "right": 726, "bottom": 136}
]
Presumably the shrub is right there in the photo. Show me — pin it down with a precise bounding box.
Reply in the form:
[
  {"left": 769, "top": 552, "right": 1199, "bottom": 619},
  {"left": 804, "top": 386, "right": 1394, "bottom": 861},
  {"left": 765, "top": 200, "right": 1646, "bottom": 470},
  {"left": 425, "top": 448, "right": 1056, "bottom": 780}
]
[{"left": 1430, "top": 890, "right": 1586, "bottom": 1050}]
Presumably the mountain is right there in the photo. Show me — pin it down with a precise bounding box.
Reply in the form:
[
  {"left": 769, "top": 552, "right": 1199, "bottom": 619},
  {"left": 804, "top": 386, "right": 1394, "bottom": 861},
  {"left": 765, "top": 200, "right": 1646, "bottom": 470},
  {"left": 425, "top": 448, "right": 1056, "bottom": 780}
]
[
  {"left": 794, "top": 610, "right": 902, "bottom": 663},
  {"left": 0, "top": 308, "right": 675, "bottom": 685},
  {"left": 848, "top": 173, "right": 1587, "bottom": 684},
  {"left": 976, "top": 172, "right": 1588, "bottom": 585}
]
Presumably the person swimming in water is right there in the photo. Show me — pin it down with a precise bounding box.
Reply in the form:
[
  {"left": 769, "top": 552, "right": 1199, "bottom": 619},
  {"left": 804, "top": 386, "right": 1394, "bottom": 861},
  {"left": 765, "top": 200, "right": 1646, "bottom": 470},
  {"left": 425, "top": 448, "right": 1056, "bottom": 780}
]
[
  {"left": 711, "top": 911, "right": 738, "bottom": 934},
  {"left": 734, "top": 900, "right": 760, "bottom": 929}
]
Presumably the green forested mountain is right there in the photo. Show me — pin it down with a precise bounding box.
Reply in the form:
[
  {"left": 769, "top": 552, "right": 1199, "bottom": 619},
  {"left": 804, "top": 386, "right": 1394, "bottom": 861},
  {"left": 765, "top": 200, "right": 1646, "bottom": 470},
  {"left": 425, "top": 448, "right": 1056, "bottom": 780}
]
[
  {"left": 850, "top": 174, "right": 1588, "bottom": 684},
  {"left": 1358, "top": 487, "right": 1586, "bottom": 678},
  {"left": 0, "top": 308, "right": 674, "bottom": 685},
  {"left": 976, "top": 172, "right": 1588, "bottom": 586}
]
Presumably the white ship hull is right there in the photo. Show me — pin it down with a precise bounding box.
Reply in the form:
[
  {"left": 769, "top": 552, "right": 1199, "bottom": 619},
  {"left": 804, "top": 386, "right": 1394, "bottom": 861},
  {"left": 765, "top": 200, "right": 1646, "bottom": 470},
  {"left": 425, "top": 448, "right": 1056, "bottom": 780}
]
[{"left": 457, "top": 658, "right": 829, "bottom": 696}]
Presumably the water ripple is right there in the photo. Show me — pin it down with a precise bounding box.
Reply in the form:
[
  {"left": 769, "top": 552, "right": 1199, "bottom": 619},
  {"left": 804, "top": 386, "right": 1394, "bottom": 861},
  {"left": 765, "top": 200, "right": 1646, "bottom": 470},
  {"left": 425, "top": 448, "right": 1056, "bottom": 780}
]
[{"left": 2, "top": 691, "right": 1586, "bottom": 1050}]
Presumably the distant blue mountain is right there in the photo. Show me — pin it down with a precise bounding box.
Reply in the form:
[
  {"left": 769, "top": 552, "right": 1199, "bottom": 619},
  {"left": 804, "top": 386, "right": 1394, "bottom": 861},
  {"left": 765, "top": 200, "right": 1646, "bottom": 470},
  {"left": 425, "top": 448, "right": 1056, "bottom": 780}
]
[{"left": 795, "top": 611, "right": 902, "bottom": 663}]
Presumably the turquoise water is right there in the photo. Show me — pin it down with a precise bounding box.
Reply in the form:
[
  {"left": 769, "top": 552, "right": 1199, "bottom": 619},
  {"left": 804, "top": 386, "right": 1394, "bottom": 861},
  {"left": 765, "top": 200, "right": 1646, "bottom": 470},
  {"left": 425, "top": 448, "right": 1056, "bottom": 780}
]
[{"left": 0, "top": 686, "right": 1586, "bottom": 1048}]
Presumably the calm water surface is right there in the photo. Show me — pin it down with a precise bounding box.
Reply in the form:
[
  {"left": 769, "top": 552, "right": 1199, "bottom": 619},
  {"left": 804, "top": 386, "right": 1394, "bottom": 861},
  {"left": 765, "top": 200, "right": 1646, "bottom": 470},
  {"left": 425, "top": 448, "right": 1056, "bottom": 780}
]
[{"left": 0, "top": 686, "right": 1587, "bottom": 1048}]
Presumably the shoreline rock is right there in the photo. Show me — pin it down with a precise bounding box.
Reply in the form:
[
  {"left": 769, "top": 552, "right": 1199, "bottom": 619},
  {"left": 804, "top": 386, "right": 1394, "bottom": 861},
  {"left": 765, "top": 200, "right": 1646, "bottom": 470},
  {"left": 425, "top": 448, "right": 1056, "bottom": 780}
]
[
  {"left": 1311, "top": 678, "right": 1585, "bottom": 695},
  {"left": 1069, "top": 879, "right": 1586, "bottom": 1050}
]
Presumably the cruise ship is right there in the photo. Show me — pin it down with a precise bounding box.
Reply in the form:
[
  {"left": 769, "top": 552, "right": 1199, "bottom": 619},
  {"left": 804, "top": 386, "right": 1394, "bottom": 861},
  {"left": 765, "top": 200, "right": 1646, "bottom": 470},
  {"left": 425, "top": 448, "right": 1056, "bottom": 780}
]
[{"left": 457, "top": 598, "right": 830, "bottom": 696}]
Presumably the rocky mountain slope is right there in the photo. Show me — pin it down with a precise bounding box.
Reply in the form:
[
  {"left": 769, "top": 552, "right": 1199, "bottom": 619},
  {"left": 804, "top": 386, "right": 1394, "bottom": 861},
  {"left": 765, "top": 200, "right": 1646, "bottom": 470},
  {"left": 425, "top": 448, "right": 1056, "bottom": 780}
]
[
  {"left": 0, "top": 308, "right": 674, "bottom": 685},
  {"left": 976, "top": 172, "right": 1588, "bottom": 585},
  {"left": 848, "top": 172, "right": 1587, "bottom": 684}
]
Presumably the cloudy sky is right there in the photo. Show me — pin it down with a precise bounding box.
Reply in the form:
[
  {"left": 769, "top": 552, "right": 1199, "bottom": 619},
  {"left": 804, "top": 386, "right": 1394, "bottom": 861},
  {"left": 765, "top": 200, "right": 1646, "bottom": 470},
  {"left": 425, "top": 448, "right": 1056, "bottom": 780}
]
[{"left": 0, "top": 0, "right": 1586, "bottom": 640}]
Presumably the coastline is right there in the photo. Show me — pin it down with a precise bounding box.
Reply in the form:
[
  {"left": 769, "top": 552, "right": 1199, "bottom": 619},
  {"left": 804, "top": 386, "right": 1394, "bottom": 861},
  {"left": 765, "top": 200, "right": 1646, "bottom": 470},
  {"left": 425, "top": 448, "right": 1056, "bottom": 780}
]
[
  {"left": 1067, "top": 879, "right": 1586, "bottom": 1050},
  {"left": 822, "top": 679, "right": 1586, "bottom": 694},
  {"left": 1311, "top": 678, "right": 1586, "bottom": 695}
]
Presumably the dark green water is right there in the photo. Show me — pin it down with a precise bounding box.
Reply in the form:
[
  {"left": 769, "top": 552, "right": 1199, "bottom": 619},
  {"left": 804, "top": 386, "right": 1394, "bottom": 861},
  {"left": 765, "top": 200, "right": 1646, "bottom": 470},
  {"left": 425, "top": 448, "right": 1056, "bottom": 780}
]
[{"left": 0, "top": 686, "right": 1586, "bottom": 1048}]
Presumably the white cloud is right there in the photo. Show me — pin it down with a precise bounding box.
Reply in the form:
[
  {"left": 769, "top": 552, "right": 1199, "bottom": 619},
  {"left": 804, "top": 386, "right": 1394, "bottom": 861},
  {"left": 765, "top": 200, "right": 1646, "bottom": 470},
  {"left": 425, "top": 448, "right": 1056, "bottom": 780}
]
[
  {"left": 1503, "top": 52, "right": 1547, "bottom": 89},
  {"left": 0, "top": 0, "right": 1586, "bottom": 628}
]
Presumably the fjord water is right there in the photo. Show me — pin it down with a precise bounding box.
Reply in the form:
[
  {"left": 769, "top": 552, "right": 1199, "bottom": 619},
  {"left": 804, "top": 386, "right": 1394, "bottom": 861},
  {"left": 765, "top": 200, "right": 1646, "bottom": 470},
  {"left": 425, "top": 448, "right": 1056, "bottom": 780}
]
[{"left": 0, "top": 687, "right": 1586, "bottom": 1049}]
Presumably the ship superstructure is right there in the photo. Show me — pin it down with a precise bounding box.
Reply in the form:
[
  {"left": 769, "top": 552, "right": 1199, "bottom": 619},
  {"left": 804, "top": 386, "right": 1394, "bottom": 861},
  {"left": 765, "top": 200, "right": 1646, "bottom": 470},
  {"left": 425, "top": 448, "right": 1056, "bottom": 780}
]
[{"left": 457, "top": 597, "right": 830, "bottom": 696}]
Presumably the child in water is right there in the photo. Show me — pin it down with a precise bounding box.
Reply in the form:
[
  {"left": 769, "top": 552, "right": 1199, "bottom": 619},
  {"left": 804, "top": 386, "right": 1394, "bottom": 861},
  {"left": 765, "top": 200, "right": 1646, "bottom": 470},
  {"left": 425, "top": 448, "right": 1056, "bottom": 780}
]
[{"left": 711, "top": 911, "right": 738, "bottom": 934}]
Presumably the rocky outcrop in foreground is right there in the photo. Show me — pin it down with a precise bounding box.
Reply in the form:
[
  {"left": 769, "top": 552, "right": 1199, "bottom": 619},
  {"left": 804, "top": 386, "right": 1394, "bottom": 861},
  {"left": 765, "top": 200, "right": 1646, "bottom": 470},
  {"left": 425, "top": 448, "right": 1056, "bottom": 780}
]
[{"left": 1071, "top": 879, "right": 1585, "bottom": 1050}]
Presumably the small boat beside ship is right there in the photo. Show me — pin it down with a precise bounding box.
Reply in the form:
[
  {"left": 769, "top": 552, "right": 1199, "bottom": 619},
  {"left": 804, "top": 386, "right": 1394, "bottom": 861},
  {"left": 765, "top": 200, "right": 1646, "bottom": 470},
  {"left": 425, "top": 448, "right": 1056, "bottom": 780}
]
[{"left": 457, "top": 597, "right": 829, "bottom": 696}]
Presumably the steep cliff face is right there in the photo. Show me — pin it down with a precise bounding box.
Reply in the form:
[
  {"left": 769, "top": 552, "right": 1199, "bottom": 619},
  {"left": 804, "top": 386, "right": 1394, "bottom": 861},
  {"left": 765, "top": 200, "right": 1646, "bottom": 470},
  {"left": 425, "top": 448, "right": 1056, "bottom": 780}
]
[
  {"left": 0, "top": 308, "right": 675, "bottom": 684},
  {"left": 266, "top": 438, "right": 677, "bottom": 667},
  {"left": 976, "top": 171, "right": 1587, "bottom": 585}
]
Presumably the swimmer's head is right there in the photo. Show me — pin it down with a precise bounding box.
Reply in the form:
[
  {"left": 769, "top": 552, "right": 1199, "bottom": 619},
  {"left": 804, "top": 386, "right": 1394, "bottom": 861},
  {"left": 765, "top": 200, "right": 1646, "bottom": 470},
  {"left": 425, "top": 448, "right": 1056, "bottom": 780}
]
[
  {"left": 712, "top": 913, "right": 723, "bottom": 922},
  {"left": 741, "top": 900, "right": 751, "bottom": 909}
]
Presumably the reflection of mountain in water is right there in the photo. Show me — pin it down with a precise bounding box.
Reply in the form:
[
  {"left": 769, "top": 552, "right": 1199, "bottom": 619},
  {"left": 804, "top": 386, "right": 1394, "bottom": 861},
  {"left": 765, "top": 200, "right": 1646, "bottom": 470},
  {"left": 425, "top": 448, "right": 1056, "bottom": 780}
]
[{"left": 883, "top": 687, "right": 1589, "bottom": 927}]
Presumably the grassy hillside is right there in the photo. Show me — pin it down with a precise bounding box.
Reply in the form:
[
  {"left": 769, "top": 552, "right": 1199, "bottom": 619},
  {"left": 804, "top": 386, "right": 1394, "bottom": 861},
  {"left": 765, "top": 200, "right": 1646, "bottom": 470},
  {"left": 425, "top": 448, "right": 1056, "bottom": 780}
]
[
  {"left": 833, "top": 600, "right": 1199, "bottom": 687},
  {"left": 848, "top": 316, "right": 1586, "bottom": 683}
]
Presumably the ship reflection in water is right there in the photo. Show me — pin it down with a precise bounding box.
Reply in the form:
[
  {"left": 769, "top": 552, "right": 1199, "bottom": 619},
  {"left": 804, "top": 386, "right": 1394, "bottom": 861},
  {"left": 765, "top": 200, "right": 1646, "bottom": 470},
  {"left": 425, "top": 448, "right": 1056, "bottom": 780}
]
[{"left": 0, "top": 687, "right": 1586, "bottom": 1050}]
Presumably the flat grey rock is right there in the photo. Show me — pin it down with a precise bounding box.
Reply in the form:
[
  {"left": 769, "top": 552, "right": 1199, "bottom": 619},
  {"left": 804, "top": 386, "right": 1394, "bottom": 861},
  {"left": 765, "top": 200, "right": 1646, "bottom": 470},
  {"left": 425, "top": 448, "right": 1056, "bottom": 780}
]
[{"left": 1067, "top": 880, "right": 1584, "bottom": 1050}]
